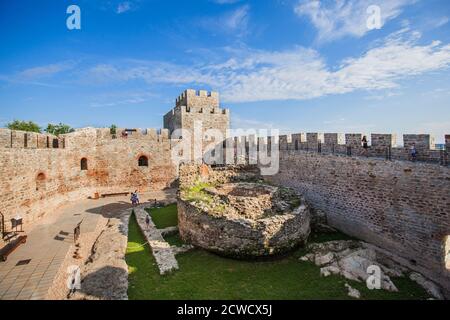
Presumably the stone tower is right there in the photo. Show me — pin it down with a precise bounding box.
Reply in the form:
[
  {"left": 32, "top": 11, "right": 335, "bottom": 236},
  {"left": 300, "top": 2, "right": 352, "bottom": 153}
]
[{"left": 163, "top": 89, "right": 230, "bottom": 139}]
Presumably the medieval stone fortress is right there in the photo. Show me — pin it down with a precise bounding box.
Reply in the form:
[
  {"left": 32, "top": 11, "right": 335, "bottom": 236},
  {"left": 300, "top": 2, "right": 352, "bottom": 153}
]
[{"left": 0, "top": 89, "right": 449, "bottom": 300}]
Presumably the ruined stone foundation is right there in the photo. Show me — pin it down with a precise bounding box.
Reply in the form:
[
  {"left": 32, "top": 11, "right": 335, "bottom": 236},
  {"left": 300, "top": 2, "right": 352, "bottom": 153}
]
[{"left": 177, "top": 165, "right": 311, "bottom": 258}]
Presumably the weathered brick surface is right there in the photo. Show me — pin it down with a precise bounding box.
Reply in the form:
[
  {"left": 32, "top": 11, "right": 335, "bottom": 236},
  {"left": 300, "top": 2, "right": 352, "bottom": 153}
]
[
  {"left": 265, "top": 150, "right": 450, "bottom": 296},
  {"left": 163, "top": 89, "right": 230, "bottom": 162},
  {"left": 0, "top": 127, "right": 176, "bottom": 227}
]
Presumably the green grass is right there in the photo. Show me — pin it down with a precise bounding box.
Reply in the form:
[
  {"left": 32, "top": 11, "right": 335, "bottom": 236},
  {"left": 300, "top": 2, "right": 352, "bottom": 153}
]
[
  {"left": 126, "top": 205, "right": 430, "bottom": 300},
  {"left": 182, "top": 182, "right": 214, "bottom": 204},
  {"left": 164, "top": 233, "right": 184, "bottom": 247},
  {"left": 145, "top": 204, "right": 178, "bottom": 229}
]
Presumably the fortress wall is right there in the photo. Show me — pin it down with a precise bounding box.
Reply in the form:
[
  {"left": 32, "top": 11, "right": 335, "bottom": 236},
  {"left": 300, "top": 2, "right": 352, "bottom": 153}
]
[
  {"left": 221, "top": 131, "right": 449, "bottom": 294},
  {"left": 0, "top": 128, "right": 176, "bottom": 228},
  {"left": 0, "top": 128, "right": 63, "bottom": 149},
  {"left": 264, "top": 150, "right": 450, "bottom": 295},
  {"left": 0, "top": 147, "right": 97, "bottom": 226},
  {"left": 91, "top": 129, "right": 176, "bottom": 192},
  {"left": 276, "top": 132, "right": 448, "bottom": 164}
]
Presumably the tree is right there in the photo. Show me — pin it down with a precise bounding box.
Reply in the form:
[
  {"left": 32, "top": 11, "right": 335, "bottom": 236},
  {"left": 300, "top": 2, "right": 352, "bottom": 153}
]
[
  {"left": 110, "top": 124, "right": 117, "bottom": 135},
  {"left": 6, "top": 120, "right": 41, "bottom": 133},
  {"left": 45, "top": 123, "right": 75, "bottom": 136}
]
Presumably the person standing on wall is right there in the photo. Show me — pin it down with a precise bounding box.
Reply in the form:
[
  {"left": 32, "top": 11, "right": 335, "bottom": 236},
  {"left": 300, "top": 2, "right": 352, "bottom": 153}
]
[
  {"left": 145, "top": 214, "right": 150, "bottom": 231},
  {"left": 410, "top": 143, "right": 417, "bottom": 162},
  {"left": 361, "top": 136, "right": 369, "bottom": 156}
]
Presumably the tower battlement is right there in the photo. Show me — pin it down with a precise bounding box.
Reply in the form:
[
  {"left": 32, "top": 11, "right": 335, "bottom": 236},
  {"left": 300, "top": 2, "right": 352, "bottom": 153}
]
[
  {"left": 165, "top": 89, "right": 230, "bottom": 137},
  {"left": 175, "top": 89, "right": 220, "bottom": 109}
]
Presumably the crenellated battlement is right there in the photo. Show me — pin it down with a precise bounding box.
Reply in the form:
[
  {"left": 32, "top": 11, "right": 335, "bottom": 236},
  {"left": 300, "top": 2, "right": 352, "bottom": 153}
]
[
  {"left": 0, "top": 127, "right": 172, "bottom": 150},
  {"left": 175, "top": 89, "right": 219, "bottom": 109},
  {"left": 226, "top": 132, "right": 449, "bottom": 165},
  {"left": 0, "top": 128, "right": 65, "bottom": 149},
  {"left": 164, "top": 89, "right": 230, "bottom": 138}
]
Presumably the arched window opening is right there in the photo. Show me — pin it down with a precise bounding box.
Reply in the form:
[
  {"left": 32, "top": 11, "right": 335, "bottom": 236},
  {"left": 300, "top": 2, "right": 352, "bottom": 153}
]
[
  {"left": 81, "top": 158, "right": 88, "bottom": 171},
  {"left": 138, "top": 155, "right": 148, "bottom": 167},
  {"left": 52, "top": 139, "right": 59, "bottom": 148},
  {"left": 36, "top": 173, "right": 46, "bottom": 191}
]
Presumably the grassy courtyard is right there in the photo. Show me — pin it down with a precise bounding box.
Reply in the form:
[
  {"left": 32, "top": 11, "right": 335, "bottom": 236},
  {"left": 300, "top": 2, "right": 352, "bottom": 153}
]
[{"left": 126, "top": 205, "right": 430, "bottom": 300}]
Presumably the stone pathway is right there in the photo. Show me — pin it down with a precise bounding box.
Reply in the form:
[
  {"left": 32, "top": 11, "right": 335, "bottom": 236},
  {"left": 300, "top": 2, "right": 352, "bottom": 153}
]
[
  {"left": 0, "top": 199, "right": 103, "bottom": 300},
  {"left": 134, "top": 207, "right": 179, "bottom": 275},
  {"left": 0, "top": 190, "right": 176, "bottom": 300}
]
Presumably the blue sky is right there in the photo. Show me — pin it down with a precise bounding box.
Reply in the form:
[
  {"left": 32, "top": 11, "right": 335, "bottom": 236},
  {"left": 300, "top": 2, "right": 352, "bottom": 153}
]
[{"left": 0, "top": 0, "right": 449, "bottom": 143}]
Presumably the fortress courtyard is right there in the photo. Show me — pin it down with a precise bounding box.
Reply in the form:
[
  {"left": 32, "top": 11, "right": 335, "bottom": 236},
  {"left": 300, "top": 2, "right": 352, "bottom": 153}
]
[{"left": 0, "top": 89, "right": 448, "bottom": 301}]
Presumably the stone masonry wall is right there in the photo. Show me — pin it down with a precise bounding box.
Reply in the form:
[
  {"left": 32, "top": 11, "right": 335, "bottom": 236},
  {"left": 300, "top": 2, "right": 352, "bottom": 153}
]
[
  {"left": 264, "top": 150, "right": 450, "bottom": 297},
  {"left": 0, "top": 128, "right": 176, "bottom": 229},
  {"left": 164, "top": 89, "right": 230, "bottom": 162},
  {"left": 178, "top": 199, "right": 311, "bottom": 258}
]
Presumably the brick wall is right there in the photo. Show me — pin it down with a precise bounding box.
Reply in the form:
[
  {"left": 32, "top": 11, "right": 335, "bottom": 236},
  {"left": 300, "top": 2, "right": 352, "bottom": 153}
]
[
  {"left": 0, "top": 128, "right": 176, "bottom": 227},
  {"left": 264, "top": 150, "right": 450, "bottom": 297}
]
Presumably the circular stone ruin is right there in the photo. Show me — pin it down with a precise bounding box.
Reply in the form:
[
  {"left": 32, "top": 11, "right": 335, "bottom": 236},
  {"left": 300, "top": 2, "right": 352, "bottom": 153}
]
[{"left": 178, "top": 182, "right": 311, "bottom": 258}]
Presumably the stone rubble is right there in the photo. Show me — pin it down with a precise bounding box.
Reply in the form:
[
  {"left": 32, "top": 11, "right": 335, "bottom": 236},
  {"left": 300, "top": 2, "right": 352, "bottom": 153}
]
[
  {"left": 344, "top": 283, "right": 361, "bottom": 299},
  {"left": 70, "top": 209, "right": 132, "bottom": 300},
  {"left": 134, "top": 206, "right": 179, "bottom": 275},
  {"left": 160, "top": 226, "right": 179, "bottom": 237},
  {"left": 301, "top": 240, "right": 444, "bottom": 299},
  {"left": 171, "top": 244, "right": 194, "bottom": 255},
  {"left": 409, "top": 272, "right": 444, "bottom": 300}
]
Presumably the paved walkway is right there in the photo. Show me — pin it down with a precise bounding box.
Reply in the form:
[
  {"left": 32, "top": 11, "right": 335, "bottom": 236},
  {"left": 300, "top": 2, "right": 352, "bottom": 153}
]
[{"left": 0, "top": 190, "right": 176, "bottom": 300}]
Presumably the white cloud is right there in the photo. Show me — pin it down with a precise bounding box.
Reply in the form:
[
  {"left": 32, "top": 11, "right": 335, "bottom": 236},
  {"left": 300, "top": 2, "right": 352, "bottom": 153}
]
[
  {"left": 432, "top": 16, "right": 449, "bottom": 29},
  {"left": 0, "top": 61, "right": 76, "bottom": 87},
  {"left": 117, "top": 2, "right": 132, "bottom": 14},
  {"left": 215, "top": 29, "right": 450, "bottom": 102},
  {"left": 199, "top": 5, "right": 250, "bottom": 36},
  {"left": 85, "top": 61, "right": 215, "bottom": 85},
  {"left": 82, "top": 29, "right": 450, "bottom": 103},
  {"left": 294, "top": 0, "right": 416, "bottom": 42},
  {"left": 90, "top": 91, "right": 155, "bottom": 108},
  {"left": 16, "top": 61, "right": 76, "bottom": 80},
  {"left": 225, "top": 5, "right": 249, "bottom": 30},
  {"left": 18, "top": 29, "right": 450, "bottom": 105}
]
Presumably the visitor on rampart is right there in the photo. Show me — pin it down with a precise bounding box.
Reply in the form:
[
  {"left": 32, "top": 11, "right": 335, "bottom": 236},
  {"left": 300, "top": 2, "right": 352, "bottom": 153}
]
[{"left": 410, "top": 143, "right": 417, "bottom": 162}]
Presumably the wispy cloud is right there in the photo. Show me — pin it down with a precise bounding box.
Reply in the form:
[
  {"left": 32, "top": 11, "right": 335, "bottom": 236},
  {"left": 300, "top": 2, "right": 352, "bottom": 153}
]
[
  {"left": 89, "top": 91, "right": 155, "bottom": 108},
  {"left": 294, "top": 0, "right": 416, "bottom": 43},
  {"left": 198, "top": 5, "right": 250, "bottom": 37},
  {"left": 117, "top": 1, "right": 132, "bottom": 14},
  {"left": 224, "top": 31, "right": 450, "bottom": 102},
  {"left": 8, "top": 27, "right": 450, "bottom": 104},
  {"left": 432, "top": 16, "right": 449, "bottom": 29},
  {"left": 16, "top": 61, "right": 76, "bottom": 80},
  {"left": 211, "top": 0, "right": 242, "bottom": 4},
  {"left": 0, "top": 61, "right": 76, "bottom": 87},
  {"left": 79, "top": 28, "right": 450, "bottom": 103}
]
